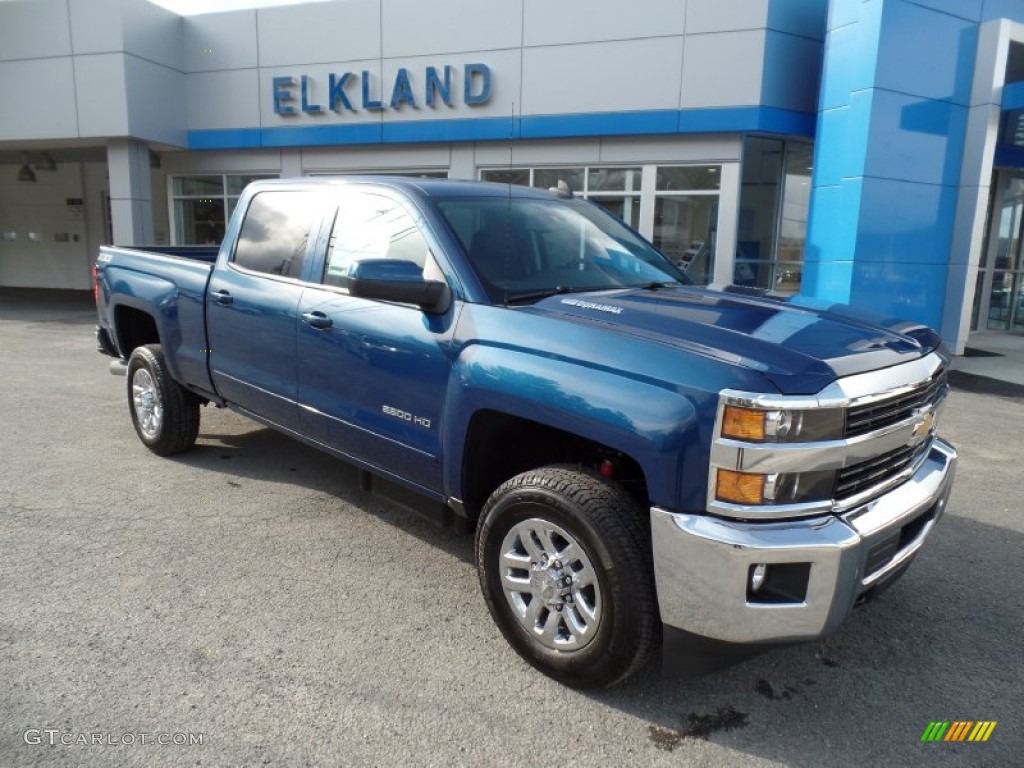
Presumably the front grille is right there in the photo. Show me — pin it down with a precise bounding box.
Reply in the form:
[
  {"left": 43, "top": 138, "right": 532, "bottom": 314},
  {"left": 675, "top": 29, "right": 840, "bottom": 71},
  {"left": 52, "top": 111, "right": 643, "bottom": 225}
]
[
  {"left": 844, "top": 367, "right": 947, "bottom": 438},
  {"left": 834, "top": 441, "right": 929, "bottom": 501}
]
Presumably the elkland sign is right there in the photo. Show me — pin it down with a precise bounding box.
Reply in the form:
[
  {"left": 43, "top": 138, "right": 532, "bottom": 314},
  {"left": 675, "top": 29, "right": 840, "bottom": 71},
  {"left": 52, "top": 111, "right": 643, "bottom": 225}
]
[{"left": 272, "top": 64, "right": 492, "bottom": 116}]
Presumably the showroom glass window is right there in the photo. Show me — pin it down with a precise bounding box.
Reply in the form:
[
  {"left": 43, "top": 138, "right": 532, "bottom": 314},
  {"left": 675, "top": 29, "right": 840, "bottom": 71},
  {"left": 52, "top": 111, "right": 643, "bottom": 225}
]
[
  {"left": 480, "top": 166, "right": 641, "bottom": 229},
  {"left": 171, "top": 174, "right": 277, "bottom": 245},
  {"left": 651, "top": 166, "right": 720, "bottom": 285},
  {"left": 481, "top": 165, "right": 722, "bottom": 285},
  {"left": 737, "top": 138, "right": 813, "bottom": 293}
]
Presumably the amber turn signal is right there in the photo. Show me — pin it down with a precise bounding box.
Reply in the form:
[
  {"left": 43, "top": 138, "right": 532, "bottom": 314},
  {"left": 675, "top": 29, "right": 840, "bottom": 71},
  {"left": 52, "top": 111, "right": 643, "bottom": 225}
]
[
  {"left": 722, "top": 406, "right": 766, "bottom": 441},
  {"left": 716, "top": 469, "right": 765, "bottom": 505}
]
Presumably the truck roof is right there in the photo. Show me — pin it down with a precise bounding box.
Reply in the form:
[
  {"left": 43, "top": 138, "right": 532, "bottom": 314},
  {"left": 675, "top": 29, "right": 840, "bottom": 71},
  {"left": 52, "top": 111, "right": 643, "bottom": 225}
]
[{"left": 246, "top": 176, "right": 567, "bottom": 201}]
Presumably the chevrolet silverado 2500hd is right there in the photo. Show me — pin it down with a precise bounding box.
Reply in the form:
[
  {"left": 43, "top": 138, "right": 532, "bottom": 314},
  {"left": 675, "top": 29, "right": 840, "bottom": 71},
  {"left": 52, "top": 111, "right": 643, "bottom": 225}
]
[{"left": 95, "top": 178, "right": 957, "bottom": 687}]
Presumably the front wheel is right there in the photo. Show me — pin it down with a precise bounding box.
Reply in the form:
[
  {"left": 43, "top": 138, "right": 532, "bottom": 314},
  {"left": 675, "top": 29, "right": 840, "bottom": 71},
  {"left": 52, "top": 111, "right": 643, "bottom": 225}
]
[
  {"left": 475, "top": 465, "right": 659, "bottom": 688},
  {"left": 126, "top": 344, "right": 200, "bottom": 456}
]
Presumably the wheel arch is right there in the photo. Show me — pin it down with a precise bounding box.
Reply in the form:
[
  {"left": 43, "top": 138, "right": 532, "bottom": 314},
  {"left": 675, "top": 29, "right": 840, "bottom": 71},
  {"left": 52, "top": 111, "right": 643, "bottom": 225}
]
[
  {"left": 444, "top": 347, "right": 702, "bottom": 519},
  {"left": 459, "top": 409, "right": 654, "bottom": 521},
  {"left": 113, "top": 303, "right": 160, "bottom": 358}
]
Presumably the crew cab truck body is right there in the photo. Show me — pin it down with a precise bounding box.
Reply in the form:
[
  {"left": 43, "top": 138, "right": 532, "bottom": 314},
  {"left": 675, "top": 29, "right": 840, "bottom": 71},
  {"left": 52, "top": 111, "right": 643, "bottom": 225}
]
[{"left": 95, "top": 178, "right": 957, "bottom": 687}]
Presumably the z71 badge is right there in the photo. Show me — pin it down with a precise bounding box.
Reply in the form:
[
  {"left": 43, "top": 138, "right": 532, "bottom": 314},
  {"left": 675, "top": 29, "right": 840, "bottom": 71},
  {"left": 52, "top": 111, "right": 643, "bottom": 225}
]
[{"left": 382, "top": 405, "right": 431, "bottom": 428}]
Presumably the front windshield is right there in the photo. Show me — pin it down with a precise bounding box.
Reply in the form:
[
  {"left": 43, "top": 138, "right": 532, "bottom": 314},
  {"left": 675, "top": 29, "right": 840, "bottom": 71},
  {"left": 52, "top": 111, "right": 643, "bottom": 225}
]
[{"left": 436, "top": 196, "right": 687, "bottom": 304}]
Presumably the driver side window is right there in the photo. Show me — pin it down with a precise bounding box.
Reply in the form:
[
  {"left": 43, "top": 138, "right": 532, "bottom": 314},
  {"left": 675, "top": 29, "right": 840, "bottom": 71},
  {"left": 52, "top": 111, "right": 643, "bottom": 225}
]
[{"left": 323, "top": 193, "right": 431, "bottom": 289}]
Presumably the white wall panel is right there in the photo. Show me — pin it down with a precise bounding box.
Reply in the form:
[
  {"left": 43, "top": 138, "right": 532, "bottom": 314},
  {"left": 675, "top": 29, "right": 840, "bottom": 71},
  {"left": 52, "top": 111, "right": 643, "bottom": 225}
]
[
  {"left": 301, "top": 144, "right": 452, "bottom": 172},
  {"left": 523, "top": 0, "right": 685, "bottom": 47},
  {"left": 69, "top": 0, "right": 123, "bottom": 55},
  {"left": 161, "top": 150, "right": 283, "bottom": 175},
  {"left": 0, "top": 58, "right": 79, "bottom": 140},
  {"left": 184, "top": 11, "right": 258, "bottom": 73},
  {"left": 187, "top": 69, "right": 261, "bottom": 131},
  {"left": 74, "top": 54, "right": 130, "bottom": 137},
  {"left": 680, "top": 31, "right": 766, "bottom": 108},
  {"left": 121, "top": 0, "right": 184, "bottom": 72},
  {"left": 686, "top": 0, "right": 769, "bottom": 34},
  {"left": 474, "top": 138, "right": 602, "bottom": 167},
  {"left": 0, "top": 0, "right": 72, "bottom": 60},
  {"left": 125, "top": 56, "right": 187, "bottom": 146},
  {"left": 383, "top": 0, "right": 522, "bottom": 57},
  {"left": 257, "top": 0, "right": 381, "bottom": 67},
  {"left": 522, "top": 38, "right": 684, "bottom": 115},
  {"left": 598, "top": 136, "right": 743, "bottom": 164}
]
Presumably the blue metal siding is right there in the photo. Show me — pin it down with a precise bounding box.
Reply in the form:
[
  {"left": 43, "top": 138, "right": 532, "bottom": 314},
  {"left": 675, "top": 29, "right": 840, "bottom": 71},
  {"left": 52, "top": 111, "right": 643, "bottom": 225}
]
[
  {"left": 188, "top": 106, "right": 818, "bottom": 150},
  {"left": 803, "top": 0, "right": 1016, "bottom": 336}
]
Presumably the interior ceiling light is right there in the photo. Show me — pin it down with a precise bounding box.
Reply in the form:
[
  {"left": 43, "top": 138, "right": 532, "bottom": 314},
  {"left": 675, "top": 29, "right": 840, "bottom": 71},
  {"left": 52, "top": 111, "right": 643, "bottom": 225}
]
[
  {"left": 17, "top": 154, "right": 36, "bottom": 182},
  {"left": 36, "top": 151, "right": 57, "bottom": 171}
]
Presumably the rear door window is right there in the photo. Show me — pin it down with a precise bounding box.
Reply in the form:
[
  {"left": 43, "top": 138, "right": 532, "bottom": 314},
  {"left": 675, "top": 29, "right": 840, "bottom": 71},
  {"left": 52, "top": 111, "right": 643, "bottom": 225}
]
[{"left": 233, "top": 191, "right": 318, "bottom": 279}]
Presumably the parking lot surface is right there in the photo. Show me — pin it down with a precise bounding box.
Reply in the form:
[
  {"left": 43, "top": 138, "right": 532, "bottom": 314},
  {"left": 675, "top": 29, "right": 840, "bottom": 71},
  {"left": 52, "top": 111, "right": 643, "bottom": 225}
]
[{"left": 1, "top": 291, "right": 1021, "bottom": 767}]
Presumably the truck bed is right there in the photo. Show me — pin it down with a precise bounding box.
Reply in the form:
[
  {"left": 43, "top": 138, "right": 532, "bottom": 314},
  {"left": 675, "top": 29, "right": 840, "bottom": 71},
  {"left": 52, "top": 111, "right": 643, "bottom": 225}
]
[
  {"left": 101, "top": 244, "right": 220, "bottom": 263},
  {"left": 95, "top": 244, "right": 217, "bottom": 397}
]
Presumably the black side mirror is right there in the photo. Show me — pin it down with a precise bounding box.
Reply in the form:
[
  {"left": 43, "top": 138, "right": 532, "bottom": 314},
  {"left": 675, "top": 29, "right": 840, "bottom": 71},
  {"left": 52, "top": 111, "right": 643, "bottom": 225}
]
[{"left": 346, "top": 259, "right": 451, "bottom": 314}]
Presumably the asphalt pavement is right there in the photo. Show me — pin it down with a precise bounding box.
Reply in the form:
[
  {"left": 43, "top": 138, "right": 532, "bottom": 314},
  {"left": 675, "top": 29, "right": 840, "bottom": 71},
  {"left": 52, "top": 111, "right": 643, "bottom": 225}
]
[{"left": 1, "top": 290, "right": 1021, "bottom": 767}]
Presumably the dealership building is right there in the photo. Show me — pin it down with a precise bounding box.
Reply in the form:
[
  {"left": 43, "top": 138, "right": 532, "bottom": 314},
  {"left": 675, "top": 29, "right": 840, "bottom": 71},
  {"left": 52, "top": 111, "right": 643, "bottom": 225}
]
[{"left": 1, "top": 0, "right": 1023, "bottom": 352}]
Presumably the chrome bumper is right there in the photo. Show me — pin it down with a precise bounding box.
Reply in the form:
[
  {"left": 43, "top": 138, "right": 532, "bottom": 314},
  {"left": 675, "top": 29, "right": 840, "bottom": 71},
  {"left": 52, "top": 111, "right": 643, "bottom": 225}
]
[{"left": 651, "top": 438, "right": 957, "bottom": 644}]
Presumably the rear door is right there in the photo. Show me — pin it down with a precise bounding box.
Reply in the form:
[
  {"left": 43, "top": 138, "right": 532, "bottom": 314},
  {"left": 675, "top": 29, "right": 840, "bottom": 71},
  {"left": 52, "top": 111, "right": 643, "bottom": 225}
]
[
  {"left": 207, "top": 189, "right": 325, "bottom": 430},
  {"left": 296, "top": 189, "right": 457, "bottom": 492}
]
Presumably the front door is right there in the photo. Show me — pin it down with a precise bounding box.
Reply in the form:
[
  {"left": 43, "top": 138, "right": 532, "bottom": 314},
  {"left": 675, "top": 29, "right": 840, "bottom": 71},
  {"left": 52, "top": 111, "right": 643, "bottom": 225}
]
[
  {"left": 296, "top": 190, "right": 456, "bottom": 493},
  {"left": 978, "top": 171, "right": 1024, "bottom": 332}
]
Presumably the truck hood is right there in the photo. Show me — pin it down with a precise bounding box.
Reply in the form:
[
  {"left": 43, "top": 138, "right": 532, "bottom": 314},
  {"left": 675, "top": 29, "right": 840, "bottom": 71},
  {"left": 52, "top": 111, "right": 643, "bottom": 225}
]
[{"left": 526, "top": 286, "right": 942, "bottom": 395}]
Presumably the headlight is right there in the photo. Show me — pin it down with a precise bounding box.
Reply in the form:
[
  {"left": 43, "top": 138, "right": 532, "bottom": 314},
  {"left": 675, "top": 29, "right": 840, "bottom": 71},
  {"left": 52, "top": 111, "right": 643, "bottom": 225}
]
[
  {"left": 715, "top": 469, "right": 836, "bottom": 506},
  {"left": 720, "top": 405, "right": 844, "bottom": 443}
]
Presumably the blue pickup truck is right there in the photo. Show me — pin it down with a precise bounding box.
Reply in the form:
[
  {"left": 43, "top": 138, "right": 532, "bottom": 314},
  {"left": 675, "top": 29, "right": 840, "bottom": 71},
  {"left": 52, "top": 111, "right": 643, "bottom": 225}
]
[{"left": 95, "top": 177, "right": 957, "bottom": 687}]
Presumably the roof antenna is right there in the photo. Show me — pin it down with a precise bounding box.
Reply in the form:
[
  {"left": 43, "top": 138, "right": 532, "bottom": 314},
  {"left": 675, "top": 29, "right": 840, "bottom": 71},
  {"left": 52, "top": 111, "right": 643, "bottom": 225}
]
[
  {"left": 503, "top": 100, "right": 514, "bottom": 305},
  {"left": 549, "top": 179, "right": 574, "bottom": 198}
]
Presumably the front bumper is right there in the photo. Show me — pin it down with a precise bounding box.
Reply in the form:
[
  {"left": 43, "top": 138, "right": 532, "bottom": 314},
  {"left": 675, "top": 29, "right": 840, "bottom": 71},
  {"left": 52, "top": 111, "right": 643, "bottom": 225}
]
[{"left": 651, "top": 438, "right": 957, "bottom": 644}]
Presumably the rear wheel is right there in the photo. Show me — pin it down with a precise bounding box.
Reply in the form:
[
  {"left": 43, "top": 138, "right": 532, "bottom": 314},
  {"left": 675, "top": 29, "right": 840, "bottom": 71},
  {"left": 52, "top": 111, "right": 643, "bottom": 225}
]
[
  {"left": 127, "top": 344, "right": 200, "bottom": 455},
  {"left": 475, "top": 465, "right": 658, "bottom": 687}
]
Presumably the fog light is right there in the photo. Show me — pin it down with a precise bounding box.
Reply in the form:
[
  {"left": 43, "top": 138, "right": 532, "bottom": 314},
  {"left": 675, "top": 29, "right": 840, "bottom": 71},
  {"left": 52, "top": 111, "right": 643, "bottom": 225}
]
[{"left": 750, "top": 563, "right": 768, "bottom": 593}]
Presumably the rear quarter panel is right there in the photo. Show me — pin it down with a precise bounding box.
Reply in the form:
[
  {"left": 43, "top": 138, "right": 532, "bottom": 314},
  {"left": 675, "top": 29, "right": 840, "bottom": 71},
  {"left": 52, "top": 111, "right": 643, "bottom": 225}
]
[{"left": 97, "top": 247, "right": 214, "bottom": 392}]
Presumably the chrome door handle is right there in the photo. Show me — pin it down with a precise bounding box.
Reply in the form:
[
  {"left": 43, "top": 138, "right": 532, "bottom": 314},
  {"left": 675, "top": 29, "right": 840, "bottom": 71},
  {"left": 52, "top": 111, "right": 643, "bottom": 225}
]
[
  {"left": 301, "top": 311, "right": 333, "bottom": 330},
  {"left": 211, "top": 289, "right": 233, "bottom": 306}
]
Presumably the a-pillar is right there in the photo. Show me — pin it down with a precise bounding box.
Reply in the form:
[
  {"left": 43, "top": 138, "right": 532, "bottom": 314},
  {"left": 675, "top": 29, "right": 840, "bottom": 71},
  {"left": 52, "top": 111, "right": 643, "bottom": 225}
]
[{"left": 107, "top": 139, "right": 154, "bottom": 245}]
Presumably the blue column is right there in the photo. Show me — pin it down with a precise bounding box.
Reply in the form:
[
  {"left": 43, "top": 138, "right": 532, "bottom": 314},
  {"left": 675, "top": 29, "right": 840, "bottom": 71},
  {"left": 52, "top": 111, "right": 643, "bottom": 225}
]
[{"left": 804, "top": 0, "right": 981, "bottom": 331}]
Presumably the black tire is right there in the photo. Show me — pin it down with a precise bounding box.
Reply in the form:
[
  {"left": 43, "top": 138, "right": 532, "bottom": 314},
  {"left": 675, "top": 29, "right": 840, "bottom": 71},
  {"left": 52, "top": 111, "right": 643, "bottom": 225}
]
[
  {"left": 126, "top": 344, "right": 200, "bottom": 456},
  {"left": 475, "top": 465, "right": 659, "bottom": 688}
]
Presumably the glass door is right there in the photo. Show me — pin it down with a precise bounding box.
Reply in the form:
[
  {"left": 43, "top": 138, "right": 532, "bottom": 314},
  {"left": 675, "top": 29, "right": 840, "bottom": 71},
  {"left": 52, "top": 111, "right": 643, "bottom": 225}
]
[{"left": 982, "top": 173, "right": 1024, "bottom": 331}]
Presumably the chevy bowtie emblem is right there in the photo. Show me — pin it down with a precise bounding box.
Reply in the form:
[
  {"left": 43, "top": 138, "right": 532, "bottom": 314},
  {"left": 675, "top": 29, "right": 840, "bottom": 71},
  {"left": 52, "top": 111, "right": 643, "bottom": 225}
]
[{"left": 911, "top": 408, "right": 936, "bottom": 443}]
